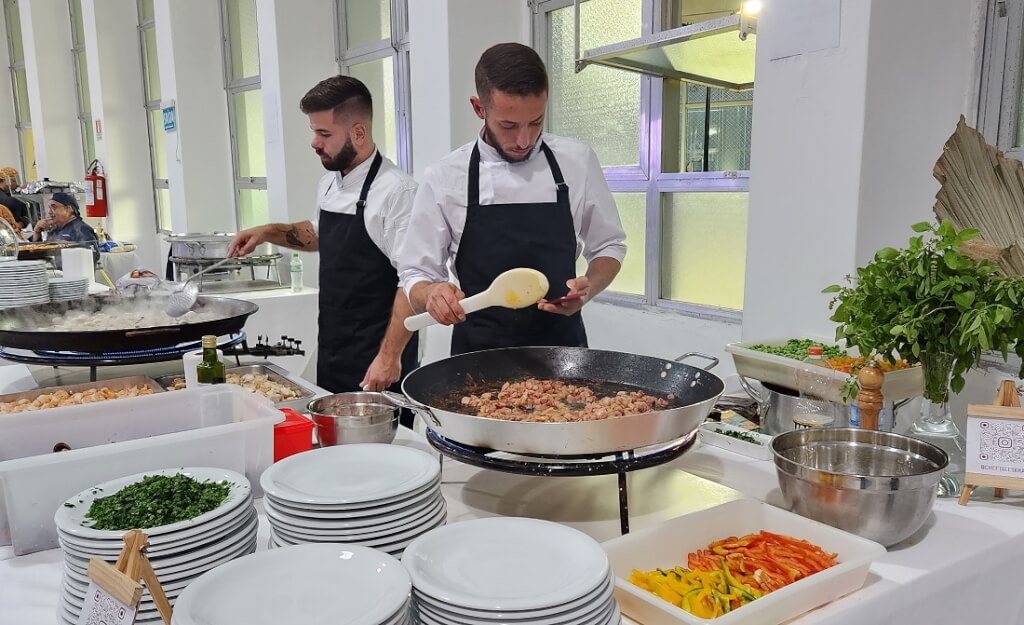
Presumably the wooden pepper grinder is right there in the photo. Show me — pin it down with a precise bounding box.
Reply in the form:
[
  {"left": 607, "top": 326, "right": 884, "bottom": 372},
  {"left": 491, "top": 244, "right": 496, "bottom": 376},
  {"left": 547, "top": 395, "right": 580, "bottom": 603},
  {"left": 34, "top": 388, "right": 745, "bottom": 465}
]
[{"left": 855, "top": 363, "right": 885, "bottom": 430}]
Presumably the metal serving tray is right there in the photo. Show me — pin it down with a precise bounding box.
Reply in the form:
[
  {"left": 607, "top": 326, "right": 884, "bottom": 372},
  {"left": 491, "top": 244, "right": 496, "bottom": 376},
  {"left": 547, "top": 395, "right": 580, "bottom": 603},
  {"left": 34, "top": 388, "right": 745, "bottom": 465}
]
[
  {"left": 155, "top": 362, "right": 323, "bottom": 412},
  {"left": 725, "top": 337, "right": 924, "bottom": 403},
  {"left": 0, "top": 375, "right": 164, "bottom": 409}
]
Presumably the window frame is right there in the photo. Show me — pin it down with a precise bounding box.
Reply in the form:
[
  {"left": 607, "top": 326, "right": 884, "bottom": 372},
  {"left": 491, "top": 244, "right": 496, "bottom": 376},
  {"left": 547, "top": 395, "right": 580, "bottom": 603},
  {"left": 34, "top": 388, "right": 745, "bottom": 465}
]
[
  {"left": 4, "top": 0, "right": 32, "bottom": 182},
  {"left": 532, "top": 0, "right": 749, "bottom": 322},
  {"left": 334, "top": 0, "right": 413, "bottom": 173},
  {"left": 219, "top": 0, "right": 267, "bottom": 231},
  {"left": 137, "top": 0, "right": 169, "bottom": 233},
  {"left": 68, "top": 0, "right": 94, "bottom": 171},
  {"left": 978, "top": 0, "right": 1024, "bottom": 160}
]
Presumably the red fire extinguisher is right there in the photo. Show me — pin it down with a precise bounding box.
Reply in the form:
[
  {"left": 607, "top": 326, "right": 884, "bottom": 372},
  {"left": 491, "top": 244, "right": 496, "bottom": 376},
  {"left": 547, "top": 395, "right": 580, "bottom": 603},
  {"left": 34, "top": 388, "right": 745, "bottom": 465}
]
[{"left": 84, "top": 160, "right": 108, "bottom": 218}]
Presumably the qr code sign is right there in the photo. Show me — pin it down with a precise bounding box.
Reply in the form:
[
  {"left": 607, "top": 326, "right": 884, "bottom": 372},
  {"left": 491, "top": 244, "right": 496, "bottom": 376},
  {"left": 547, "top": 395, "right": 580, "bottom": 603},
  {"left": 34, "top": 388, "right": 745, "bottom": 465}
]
[
  {"left": 977, "top": 420, "right": 1024, "bottom": 463},
  {"left": 77, "top": 583, "right": 136, "bottom": 625}
]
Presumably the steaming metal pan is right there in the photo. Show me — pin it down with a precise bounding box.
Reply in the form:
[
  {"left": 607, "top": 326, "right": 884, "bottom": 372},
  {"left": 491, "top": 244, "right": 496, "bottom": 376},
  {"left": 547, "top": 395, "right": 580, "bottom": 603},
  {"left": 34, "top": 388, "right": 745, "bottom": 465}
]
[
  {"left": 0, "top": 295, "right": 258, "bottom": 353},
  {"left": 389, "top": 347, "right": 725, "bottom": 456}
]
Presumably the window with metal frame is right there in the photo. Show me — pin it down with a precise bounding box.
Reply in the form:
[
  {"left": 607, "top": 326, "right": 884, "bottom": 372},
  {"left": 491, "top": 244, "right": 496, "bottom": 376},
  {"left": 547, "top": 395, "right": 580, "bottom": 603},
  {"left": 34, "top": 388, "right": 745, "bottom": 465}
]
[
  {"left": 137, "top": 0, "right": 170, "bottom": 232},
  {"left": 335, "top": 0, "right": 412, "bottom": 172},
  {"left": 221, "top": 0, "right": 267, "bottom": 231},
  {"left": 977, "top": 0, "right": 1024, "bottom": 161},
  {"left": 68, "top": 0, "right": 94, "bottom": 170},
  {"left": 4, "top": 0, "right": 35, "bottom": 182},
  {"left": 534, "top": 0, "right": 751, "bottom": 319}
]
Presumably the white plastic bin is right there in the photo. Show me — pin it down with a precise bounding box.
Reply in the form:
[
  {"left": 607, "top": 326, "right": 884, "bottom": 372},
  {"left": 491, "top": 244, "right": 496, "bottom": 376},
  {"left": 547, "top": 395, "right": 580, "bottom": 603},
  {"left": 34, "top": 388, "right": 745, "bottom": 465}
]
[{"left": 0, "top": 385, "right": 282, "bottom": 555}]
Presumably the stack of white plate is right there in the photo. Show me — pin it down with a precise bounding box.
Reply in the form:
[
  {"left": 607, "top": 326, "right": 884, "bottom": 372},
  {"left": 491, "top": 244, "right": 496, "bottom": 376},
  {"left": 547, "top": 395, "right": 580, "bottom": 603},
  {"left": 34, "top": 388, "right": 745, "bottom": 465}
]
[
  {"left": 48, "top": 276, "right": 89, "bottom": 302},
  {"left": 261, "top": 444, "right": 445, "bottom": 557},
  {"left": 54, "top": 468, "right": 258, "bottom": 625},
  {"left": 171, "top": 543, "right": 412, "bottom": 625},
  {"left": 0, "top": 259, "right": 48, "bottom": 308},
  {"left": 403, "top": 518, "right": 621, "bottom": 625}
]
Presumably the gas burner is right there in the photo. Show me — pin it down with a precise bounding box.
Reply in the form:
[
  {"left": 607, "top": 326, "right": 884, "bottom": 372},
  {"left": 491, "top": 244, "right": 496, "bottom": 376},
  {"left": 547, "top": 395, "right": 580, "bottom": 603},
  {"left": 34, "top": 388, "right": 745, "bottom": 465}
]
[
  {"left": 0, "top": 333, "right": 246, "bottom": 381},
  {"left": 222, "top": 335, "right": 305, "bottom": 359},
  {"left": 425, "top": 428, "right": 697, "bottom": 535}
]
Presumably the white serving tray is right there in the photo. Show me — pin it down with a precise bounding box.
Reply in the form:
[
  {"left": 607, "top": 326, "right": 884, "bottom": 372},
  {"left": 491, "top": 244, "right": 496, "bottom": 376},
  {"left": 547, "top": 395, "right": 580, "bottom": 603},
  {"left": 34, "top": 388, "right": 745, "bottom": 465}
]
[
  {"left": 698, "top": 422, "right": 773, "bottom": 461},
  {"left": 0, "top": 385, "right": 282, "bottom": 555},
  {"left": 602, "top": 498, "right": 885, "bottom": 625},
  {"left": 725, "top": 337, "right": 924, "bottom": 403}
]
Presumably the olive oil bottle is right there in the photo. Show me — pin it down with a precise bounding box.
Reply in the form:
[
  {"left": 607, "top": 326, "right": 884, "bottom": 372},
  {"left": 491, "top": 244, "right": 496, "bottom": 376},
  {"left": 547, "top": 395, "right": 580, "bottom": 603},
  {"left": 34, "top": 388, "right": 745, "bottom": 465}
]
[{"left": 196, "top": 335, "right": 225, "bottom": 385}]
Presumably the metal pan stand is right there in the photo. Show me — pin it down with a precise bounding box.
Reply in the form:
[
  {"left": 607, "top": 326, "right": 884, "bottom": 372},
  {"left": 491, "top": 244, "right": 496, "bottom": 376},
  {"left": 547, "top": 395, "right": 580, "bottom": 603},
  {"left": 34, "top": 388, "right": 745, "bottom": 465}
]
[{"left": 425, "top": 427, "right": 698, "bottom": 536}]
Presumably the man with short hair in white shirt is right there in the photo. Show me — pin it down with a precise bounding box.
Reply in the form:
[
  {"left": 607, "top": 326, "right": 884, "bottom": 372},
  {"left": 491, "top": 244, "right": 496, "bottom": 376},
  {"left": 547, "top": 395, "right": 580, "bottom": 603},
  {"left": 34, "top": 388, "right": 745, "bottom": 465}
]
[
  {"left": 229, "top": 75, "right": 418, "bottom": 406},
  {"left": 401, "top": 42, "right": 626, "bottom": 355}
]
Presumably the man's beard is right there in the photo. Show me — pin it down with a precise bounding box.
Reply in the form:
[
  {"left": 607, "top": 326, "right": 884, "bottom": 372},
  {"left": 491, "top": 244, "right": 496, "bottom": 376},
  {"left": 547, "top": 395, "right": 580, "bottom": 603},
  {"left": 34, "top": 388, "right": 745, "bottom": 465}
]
[
  {"left": 483, "top": 122, "right": 534, "bottom": 164},
  {"left": 318, "top": 138, "right": 358, "bottom": 172}
]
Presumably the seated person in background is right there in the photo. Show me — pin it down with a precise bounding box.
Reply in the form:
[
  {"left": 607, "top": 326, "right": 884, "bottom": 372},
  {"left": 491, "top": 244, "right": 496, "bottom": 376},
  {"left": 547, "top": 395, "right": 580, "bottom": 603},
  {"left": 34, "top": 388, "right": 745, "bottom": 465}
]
[
  {"left": 0, "top": 204, "right": 23, "bottom": 240},
  {"left": 0, "top": 166, "right": 29, "bottom": 235},
  {"left": 29, "top": 192, "right": 99, "bottom": 261}
]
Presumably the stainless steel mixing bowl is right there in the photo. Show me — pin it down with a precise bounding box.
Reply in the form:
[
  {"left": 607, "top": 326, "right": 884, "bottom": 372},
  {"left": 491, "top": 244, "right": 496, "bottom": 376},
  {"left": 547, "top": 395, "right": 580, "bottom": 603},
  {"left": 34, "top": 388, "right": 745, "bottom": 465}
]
[
  {"left": 307, "top": 392, "right": 398, "bottom": 446},
  {"left": 771, "top": 428, "right": 948, "bottom": 547}
]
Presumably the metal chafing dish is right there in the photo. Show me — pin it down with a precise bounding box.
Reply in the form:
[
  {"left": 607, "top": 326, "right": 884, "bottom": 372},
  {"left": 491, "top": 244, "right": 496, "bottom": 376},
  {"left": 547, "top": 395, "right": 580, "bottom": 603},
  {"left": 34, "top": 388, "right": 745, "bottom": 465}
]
[
  {"left": 166, "top": 233, "right": 283, "bottom": 293},
  {"left": 155, "top": 362, "right": 326, "bottom": 412},
  {"left": 0, "top": 376, "right": 164, "bottom": 413}
]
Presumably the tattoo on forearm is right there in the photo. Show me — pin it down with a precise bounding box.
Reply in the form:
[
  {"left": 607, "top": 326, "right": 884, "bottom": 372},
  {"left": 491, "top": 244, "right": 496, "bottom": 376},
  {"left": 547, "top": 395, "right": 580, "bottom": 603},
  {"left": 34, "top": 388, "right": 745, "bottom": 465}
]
[{"left": 285, "top": 226, "right": 306, "bottom": 248}]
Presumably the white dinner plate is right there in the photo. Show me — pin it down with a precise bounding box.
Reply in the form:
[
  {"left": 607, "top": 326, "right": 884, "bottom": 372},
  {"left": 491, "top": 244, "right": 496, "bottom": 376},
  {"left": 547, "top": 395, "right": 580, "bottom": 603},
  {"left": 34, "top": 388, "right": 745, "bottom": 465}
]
[
  {"left": 58, "top": 494, "right": 253, "bottom": 554},
  {"left": 64, "top": 516, "right": 259, "bottom": 580},
  {"left": 172, "top": 543, "right": 411, "bottom": 625},
  {"left": 412, "top": 575, "right": 614, "bottom": 621},
  {"left": 56, "top": 468, "right": 250, "bottom": 540},
  {"left": 403, "top": 517, "right": 610, "bottom": 612},
  {"left": 264, "top": 481, "right": 441, "bottom": 520},
  {"left": 415, "top": 598, "right": 617, "bottom": 625},
  {"left": 265, "top": 493, "right": 445, "bottom": 536},
  {"left": 272, "top": 502, "right": 447, "bottom": 545},
  {"left": 58, "top": 495, "right": 254, "bottom": 555},
  {"left": 262, "top": 474, "right": 442, "bottom": 514},
  {"left": 59, "top": 503, "right": 256, "bottom": 565},
  {"left": 260, "top": 444, "right": 439, "bottom": 506}
]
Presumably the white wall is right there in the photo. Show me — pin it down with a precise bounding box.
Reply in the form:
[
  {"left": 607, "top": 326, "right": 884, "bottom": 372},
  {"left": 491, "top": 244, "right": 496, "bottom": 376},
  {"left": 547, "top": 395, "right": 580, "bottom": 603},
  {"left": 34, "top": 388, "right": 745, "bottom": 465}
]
[
  {"left": 82, "top": 0, "right": 160, "bottom": 271},
  {"left": 255, "top": 0, "right": 337, "bottom": 287},
  {"left": 408, "top": 0, "right": 530, "bottom": 180},
  {"left": 0, "top": 5, "right": 18, "bottom": 171},
  {"left": 855, "top": 0, "right": 980, "bottom": 263},
  {"left": 19, "top": 0, "right": 84, "bottom": 180},
  {"left": 154, "top": 0, "right": 235, "bottom": 234}
]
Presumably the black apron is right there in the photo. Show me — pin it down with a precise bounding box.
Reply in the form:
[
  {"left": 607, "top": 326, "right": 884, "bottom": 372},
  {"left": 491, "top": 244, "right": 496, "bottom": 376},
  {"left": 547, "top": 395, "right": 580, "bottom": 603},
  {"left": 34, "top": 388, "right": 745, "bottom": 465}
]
[
  {"left": 317, "top": 152, "right": 419, "bottom": 420},
  {"left": 451, "top": 142, "right": 587, "bottom": 355}
]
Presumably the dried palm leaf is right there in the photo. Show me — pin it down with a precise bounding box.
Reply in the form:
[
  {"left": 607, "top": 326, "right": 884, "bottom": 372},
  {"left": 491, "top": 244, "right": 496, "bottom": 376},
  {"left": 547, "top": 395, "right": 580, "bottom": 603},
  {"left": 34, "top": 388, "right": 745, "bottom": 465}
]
[{"left": 933, "top": 116, "right": 1024, "bottom": 276}]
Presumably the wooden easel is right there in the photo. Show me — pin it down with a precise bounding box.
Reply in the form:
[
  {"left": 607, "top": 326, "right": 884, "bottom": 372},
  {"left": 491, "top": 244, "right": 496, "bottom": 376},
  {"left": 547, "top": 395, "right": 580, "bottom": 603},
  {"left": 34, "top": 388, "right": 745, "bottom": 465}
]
[
  {"left": 84, "top": 529, "right": 173, "bottom": 624},
  {"left": 958, "top": 380, "right": 1022, "bottom": 505}
]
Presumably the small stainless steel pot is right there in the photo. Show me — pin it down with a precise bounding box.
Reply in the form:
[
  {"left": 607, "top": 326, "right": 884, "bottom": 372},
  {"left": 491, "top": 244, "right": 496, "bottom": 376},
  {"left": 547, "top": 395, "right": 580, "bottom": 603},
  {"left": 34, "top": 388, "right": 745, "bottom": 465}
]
[{"left": 307, "top": 392, "right": 398, "bottom": 446}]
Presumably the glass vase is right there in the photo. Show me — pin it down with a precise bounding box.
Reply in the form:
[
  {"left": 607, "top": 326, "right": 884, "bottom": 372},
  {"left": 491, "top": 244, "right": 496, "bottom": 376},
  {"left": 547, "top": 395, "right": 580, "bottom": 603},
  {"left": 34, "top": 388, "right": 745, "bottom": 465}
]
[{"left": 906, "top": 351, "right": 966, "bottom": 497}]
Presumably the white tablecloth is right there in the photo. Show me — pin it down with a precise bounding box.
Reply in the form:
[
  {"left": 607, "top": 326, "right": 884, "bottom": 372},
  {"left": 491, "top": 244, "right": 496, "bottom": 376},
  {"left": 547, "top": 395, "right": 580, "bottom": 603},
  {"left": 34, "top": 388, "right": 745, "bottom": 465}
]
[{"left": 3, "top": 429, "right": 1024, "bottom": 625}]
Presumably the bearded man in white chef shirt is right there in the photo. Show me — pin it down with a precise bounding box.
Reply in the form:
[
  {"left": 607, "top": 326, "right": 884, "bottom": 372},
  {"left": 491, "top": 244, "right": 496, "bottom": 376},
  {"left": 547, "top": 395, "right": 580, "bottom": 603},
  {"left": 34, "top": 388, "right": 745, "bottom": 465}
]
[
  {"left": 400, "top": 42, "right": 627, "bottom": 355},
  {"left": 229, "top": 76, "right": 418, "bottom": 417}
]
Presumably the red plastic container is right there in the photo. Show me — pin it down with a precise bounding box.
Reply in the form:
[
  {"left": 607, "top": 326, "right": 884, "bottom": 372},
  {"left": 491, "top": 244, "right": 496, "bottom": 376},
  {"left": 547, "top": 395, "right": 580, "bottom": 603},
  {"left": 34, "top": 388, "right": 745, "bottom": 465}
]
[{"left": 274, "top": 408, "right": 313, "bottom": 462}]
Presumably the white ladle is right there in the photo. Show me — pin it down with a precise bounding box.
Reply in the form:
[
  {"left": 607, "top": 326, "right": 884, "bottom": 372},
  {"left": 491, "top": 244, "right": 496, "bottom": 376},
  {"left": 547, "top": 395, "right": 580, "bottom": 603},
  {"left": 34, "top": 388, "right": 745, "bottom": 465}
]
[
  {"left": 404, "top": 268, "right": 550, "bottom": 332},
  {"left": 166, "top": 257, "right": 236, "bottom": 317}
]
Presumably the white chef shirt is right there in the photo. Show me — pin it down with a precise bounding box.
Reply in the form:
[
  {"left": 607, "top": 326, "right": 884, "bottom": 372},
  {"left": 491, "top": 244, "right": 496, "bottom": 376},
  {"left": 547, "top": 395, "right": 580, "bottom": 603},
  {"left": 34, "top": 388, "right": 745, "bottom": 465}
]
[
  {"left": 399, "top": 133, "right": 627, "bottom": 292},
  {"left": 312, "top": 150, "right": 417, "bottom": 281}
]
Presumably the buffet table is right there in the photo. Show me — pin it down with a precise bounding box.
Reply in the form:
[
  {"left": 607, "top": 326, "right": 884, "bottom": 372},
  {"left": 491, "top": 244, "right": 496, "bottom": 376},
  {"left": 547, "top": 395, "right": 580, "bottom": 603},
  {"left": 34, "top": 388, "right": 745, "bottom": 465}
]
[{"left": 2, "top": 428, "right": 1024, "bottom": 625}]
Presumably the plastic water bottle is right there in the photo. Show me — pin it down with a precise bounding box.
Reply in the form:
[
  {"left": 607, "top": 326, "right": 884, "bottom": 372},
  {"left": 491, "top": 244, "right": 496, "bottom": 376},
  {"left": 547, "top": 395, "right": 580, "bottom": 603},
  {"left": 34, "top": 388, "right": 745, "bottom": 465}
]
[
  {"left": 793, "top": 346, "right": 837, "bottom": 429},
  {"left": 290, "top": 253, "right": 303, "bottom": 293}
]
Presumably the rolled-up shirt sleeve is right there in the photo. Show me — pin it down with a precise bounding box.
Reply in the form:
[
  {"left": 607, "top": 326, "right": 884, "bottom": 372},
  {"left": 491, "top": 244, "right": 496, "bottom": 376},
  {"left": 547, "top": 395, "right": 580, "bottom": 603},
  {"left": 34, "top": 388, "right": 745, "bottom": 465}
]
[
  {"left": 398, "top": 170, "right": 453, "bottom": 293},
  {"left": 578, "top": 147, "right": 627, "bottom": 264},
  {"left": 380, "top": 181, "right": 417, "bottom": 286}
]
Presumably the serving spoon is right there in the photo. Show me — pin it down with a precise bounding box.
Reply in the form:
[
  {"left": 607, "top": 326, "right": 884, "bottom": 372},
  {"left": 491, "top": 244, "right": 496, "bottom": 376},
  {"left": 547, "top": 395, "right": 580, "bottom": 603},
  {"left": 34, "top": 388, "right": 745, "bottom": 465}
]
[
  {"left": 165, "top": 257, "right": 236, "bottom": 317},
  {"left": 403, "top": 268, "right": 550, "bottom": 332}
]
